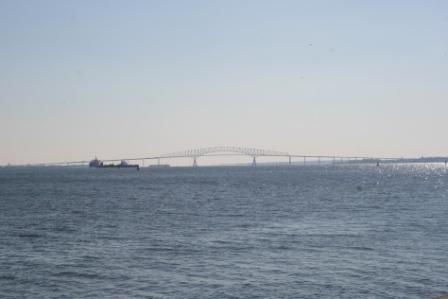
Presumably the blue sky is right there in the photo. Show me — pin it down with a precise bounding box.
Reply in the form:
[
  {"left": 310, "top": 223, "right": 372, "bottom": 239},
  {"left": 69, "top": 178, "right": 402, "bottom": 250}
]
[{"left": 1, "top": 0, "right": 448, "bottom": 164}]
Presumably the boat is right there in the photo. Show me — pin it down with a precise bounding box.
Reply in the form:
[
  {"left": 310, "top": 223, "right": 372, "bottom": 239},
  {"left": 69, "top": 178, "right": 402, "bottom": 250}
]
[
  {"left": 89, "top": 158, "right": 103, "bottom": 167},
  {"left": 89, "top": 158, "right": 139, "bottom": 170}
]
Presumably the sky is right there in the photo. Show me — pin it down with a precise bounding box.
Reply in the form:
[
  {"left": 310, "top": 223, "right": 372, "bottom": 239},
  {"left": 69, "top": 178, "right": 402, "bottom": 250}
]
[{"left": 1, "top": 0, "right": 448, "bottom": 165}]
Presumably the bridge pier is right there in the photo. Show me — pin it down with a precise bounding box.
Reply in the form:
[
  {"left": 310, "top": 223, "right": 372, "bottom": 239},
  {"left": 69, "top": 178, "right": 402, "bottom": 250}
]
[
  {"left": 193, "top": 157, "right": 198, "bottom": 167},
  {"left": 303, "top": 157, "right": 306, "bottom": 166},
  {"left": 252, "top": 156, "right": 257, "bottom": 167},
  {"left": 288, "top": 156, "right": 291, "bottom": 166}
]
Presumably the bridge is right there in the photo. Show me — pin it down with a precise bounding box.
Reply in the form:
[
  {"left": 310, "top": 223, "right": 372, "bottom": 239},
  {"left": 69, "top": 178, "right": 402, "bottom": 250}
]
[
  {"left": 28, "top": 145, "right": 403, "bottom": 167},
  {"left": 159, "top": 146, "right": 290, "bottom": 167}
]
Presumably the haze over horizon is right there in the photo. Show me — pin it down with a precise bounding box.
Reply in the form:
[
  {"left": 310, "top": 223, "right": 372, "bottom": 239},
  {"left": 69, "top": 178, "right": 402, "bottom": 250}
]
[{"left": 1, "top": 0, "right": 448, "bottom": 165}]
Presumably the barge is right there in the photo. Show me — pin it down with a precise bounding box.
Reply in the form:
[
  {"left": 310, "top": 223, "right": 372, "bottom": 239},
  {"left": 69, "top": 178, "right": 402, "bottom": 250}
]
[{"left": 89, "top": 158, "right": 139, "bottom": 170}]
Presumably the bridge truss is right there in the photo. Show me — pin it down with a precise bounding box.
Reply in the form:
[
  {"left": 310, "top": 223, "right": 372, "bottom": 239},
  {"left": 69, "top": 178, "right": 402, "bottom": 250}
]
[{"left": 159, "top": 146, "right": 290, "bottom": 166}]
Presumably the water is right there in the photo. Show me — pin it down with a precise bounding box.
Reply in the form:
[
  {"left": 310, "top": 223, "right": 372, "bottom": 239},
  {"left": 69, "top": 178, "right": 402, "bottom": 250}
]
[{"left": 1, "top": 165, "right": 447, "bottom": 298}]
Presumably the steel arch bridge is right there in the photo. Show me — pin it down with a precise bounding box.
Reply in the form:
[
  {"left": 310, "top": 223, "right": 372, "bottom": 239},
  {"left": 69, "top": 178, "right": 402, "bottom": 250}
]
[
  {"left": 161, "top": 146, "right": 289, "bottom": 158},
  {"left": 160, "top": 146, "right": 290, "bottom": 166},
  {"left": 30, "top": 145, "right": 400, "bottom": 168}
]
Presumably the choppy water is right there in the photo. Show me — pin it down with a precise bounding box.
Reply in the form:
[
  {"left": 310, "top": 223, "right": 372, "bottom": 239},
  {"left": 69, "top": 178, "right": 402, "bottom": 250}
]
[{"left": 1, "top": 165, "right": 447, "bottom": 298}]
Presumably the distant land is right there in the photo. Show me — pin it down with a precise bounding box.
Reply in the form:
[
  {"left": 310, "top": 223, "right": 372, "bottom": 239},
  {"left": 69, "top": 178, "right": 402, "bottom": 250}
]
[{"left": 355, "top": 157, "right": 448, "bottom": 164}]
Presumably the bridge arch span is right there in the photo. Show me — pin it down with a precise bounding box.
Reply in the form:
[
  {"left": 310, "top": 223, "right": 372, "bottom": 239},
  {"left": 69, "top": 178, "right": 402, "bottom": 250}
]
[{"left": 160, "top": 146, "right": 289, "bottom": 159}]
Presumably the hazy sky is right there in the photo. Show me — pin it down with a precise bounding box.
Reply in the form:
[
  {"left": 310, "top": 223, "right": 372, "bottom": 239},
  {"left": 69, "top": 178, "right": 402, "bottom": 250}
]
[{"left": 1, "top": 0, "right": 448, "bottom": 164}]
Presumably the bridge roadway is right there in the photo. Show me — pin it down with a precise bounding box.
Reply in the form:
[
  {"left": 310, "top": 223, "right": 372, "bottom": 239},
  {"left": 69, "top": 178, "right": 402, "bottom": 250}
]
[{"left": 31, "top": 146, "right": 402, "bottom": 167}]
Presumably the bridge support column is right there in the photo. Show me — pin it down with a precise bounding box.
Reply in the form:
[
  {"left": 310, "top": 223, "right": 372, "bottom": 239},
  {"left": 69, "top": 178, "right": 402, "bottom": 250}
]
[
  {"left": 252, "top": 156, "right": 257, "bottom": 167},
  {"left": 288, "top": 156, "right": 291, "bottom": 166},
  {"left": 193, "top": 157, "right": 198, "bottom": 167},
  {"left": 303, "top": 157, "right": 306, "bottom": 166},
  {"left": 318, "top": 157, "right": 321, "bottom": 165}
]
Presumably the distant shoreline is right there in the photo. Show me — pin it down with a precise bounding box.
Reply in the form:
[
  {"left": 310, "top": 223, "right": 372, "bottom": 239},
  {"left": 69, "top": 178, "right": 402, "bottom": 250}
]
[{"left": 2, "top": 158, "right": 448, "bottom": 168}]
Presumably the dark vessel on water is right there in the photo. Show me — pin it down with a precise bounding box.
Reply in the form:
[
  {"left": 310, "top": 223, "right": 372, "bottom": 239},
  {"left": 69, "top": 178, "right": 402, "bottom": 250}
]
[{"left": 89, "top": 158, "right": 139, "bottom": 170}]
